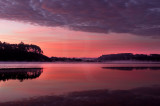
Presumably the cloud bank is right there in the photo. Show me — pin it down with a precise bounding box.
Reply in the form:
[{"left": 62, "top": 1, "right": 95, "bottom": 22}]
[{"left": 0, "top": 0, "right": 159, "bottom": 36}]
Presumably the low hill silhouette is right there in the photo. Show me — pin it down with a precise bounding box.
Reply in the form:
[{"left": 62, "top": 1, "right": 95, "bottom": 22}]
[
  {"left": 97, "top": 53, "right": 160, "bottom": 62},
  {"left": 51, "top": 57, "right": 83, "bottom": 62}
]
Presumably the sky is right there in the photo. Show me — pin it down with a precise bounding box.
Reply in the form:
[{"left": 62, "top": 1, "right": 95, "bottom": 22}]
[{"left": 0, "top": 0, "right": 160, "bottom": 57}]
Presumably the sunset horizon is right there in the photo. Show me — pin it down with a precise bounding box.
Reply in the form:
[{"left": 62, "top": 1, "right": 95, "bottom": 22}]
[
  {"left": 0, "top": 20, "right": 160, "bottom": 58},
  {"left": 0, "top": 0, "right": 159, "bottom": 58},
  {"left": 0, "top": 0, "right": 160, "bottom": 105}
]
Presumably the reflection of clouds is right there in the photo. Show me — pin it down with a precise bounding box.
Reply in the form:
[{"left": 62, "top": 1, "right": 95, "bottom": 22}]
[
  {"left": 0, "top": 0, "right": 159, "bottom": 36},
  {"left": 0, "top": 68, "right": 43, "bottom": 82}
]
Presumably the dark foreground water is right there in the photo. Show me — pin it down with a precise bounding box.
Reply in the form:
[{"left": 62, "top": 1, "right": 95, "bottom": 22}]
[{"left": 0, "top": 62, "right": 160, "bottom": 106}]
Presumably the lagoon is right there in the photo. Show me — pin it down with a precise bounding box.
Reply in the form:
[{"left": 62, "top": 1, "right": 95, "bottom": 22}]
[{"left": 0, "top": 62, "right": 160, "bottom": 104}]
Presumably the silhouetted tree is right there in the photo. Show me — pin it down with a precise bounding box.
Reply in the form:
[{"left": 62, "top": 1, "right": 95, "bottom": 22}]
[{"left": 0, "top": 41, "right": 50, "bottom": 61}]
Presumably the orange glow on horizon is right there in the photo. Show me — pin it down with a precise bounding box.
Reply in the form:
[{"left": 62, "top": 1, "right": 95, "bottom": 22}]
[{"left": 0, "top": 20, "right": 160, "bottom": 57}]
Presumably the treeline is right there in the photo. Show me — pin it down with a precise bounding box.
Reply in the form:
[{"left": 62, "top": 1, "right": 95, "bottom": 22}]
[
  {"left": 1, "top": 42, "right": 160, "bottom": 62},
  {"left": 97, "top": 53, "right": 160, "bottom": 62},
  {"left": 51, "top": 57, "right": 82, "bottom": 62},
  {"left": 0, "top": 42, "right": 51, "bottom": 61}
]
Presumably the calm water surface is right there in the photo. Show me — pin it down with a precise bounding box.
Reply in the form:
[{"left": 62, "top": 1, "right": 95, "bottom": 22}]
[{"left": 0, "top": 62, "right": 160, "bottom": 102}]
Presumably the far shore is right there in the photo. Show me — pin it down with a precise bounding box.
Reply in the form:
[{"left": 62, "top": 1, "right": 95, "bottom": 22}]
[{"left": 0, "top": 60, "right": 160, "bottom": 64}]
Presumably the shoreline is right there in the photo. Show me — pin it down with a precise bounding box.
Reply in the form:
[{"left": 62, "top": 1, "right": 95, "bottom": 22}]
[{"left": 0, "top": 61, "right": 160, "bottom": 64}]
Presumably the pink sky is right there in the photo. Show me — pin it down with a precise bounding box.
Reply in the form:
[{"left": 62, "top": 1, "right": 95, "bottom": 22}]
[{"left": 0, "top": 20, "right": 160, "bottom": 57}]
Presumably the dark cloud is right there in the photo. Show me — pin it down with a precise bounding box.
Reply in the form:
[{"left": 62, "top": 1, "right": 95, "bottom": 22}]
[{"left": 0, "top": 0, "right": 160, "bottom": 36}]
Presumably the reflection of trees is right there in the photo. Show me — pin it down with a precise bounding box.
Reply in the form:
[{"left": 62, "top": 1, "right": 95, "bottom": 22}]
[
  {"left": 0, "top": 68, "right": 43, "bottom": 82},
  {"left": 102, "top": 67, "right": 160, "bottom": 71}
]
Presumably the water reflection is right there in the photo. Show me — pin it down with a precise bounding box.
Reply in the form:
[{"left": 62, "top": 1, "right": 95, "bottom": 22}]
[
  {"left": 0, "top": 63, "right": 160, "bottom": 103},
  {"left": 1, "top": 85, "right": 160, "bottom": 106},
  {"left": 102, "top": 67, "right": 160, "bottom": 71},
  {"left": 0, "top": 68, "right": 43, "bottom": 82}
]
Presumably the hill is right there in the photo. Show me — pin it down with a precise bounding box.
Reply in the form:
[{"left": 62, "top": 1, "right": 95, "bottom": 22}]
[{"left": 97, "top": 53, "right": 160, "bottom": 62}]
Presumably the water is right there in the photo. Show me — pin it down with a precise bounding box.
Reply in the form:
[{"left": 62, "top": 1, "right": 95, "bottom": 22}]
[{"left": 0, "top": 62, "right": 160, "bottom": 103}]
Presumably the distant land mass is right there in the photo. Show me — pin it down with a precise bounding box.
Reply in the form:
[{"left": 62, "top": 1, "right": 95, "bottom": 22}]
[
  {"left": 51, "top": 53, "right": 160, "bottom": 62},
  {"left": 97, "top": 53, "right": 160, "bottom": 62},
  {"left": 0, "top": 42, "right": 160, "bottom": 62},
  {"left": 51, "top": 57, "right": 82, "bottom": 62}
]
